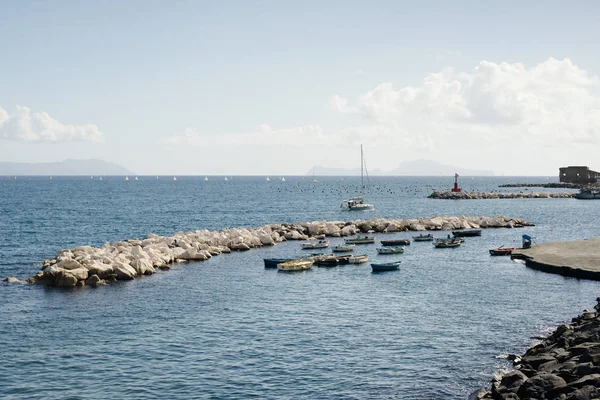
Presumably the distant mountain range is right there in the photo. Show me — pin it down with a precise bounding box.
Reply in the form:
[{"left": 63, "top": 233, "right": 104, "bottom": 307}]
[
  {"left": 308, "top": 159, "right": 494, "bottom": 176},
  {"left": 0, "top": 159, "right": 135, "bottom": 176}
]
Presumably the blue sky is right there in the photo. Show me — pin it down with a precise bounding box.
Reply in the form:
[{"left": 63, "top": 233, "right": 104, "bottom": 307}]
[{"left": 1, "top": 1, "right": 600, "bottom": 175}]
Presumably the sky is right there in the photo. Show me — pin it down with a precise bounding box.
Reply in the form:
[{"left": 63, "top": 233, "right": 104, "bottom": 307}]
[{"left": 1, "top": 0, "right": 600, "bottom": 175}]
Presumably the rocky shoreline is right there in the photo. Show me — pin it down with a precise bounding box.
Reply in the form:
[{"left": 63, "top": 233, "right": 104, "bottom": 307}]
[
  {"left": 14, "top": 216, "right": 532, "bottom": 288},
  {"left": 429, "top": 191, "right": 575, "bottom": 200},
  {"left": 470, "top": 298, "right": 600, "bottom": 400}
]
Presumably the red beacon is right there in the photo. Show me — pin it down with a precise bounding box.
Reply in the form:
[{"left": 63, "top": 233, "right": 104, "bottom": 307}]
[{"left": 451, "top": 173, "right": 462, "bottom": 193}]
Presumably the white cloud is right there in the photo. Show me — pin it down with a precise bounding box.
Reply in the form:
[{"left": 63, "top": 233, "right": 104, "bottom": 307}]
[
  {"left": 330, "top": 58, "right": 600, "bottom": 145},
  {"left": 0, "top": 105, "right": 104, "bottom": 142}
]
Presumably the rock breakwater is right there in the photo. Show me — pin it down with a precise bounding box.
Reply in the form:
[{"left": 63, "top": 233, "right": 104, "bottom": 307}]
[
  {"left": 429, "top": 191, "right": 575, "bottom": 200},
  {"left": 25, "top": 216, "right": 533, "bottom": 288},
  {"left": 498, "top": 183, "right": 584, "bottom": 189},
  {"left": 471, "top": 298, "right": 600, "bottom": 400}
]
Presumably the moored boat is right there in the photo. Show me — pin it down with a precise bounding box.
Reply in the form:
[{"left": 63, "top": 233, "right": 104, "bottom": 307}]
[
  {"left": 434, "top": 240, "right": 462, "bottom": 248},
  {"left": 380, "top": 238, "right": 410, "bottom": 246},
  {"left": 264, "top": 258, "right": 295, "bottom": 268},
  {"left": 452, "top": 229, "right": 482, "bottom": 237},
  {"left": 340, "top": 145, "right": 374, "bottom": 211},
  {"left": 412, "top": 233, "right": 434, "bottom": 242},
  {"left": 332, "top": 244, "right": 355, "bottom": 252},
  {"left": 344, "top": 235, "right": 375, "bottom": 245},
  {"left": 376, "top": 246, "right": 405, "bottom": 255},
  {"left": 301, "top": 240, "right": 329, "bottom": 249},
  {"left": 371, "top": 261, "right": 401, "bottom": 272},
  {"left": 277, "top": 259, "right": 314, "bottom": 272},
  {"left": 315, "top": 256, "right": 339, "bottom": 267},
  {"left": 575, "top": 188, "right": 600, "bottom": 199},
  {"left": 348, "top": 254, "right": 369, "bottom": 264},
  {"left": 489, "top": 247, "right": 515, "bottom": 256}
]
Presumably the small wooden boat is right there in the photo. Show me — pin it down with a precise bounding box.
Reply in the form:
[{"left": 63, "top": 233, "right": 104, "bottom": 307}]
[
  {"left": 316, "top": 256, "right": 339, "bottom": 267},
  {"left": 344, "top": 235, "right": 375, "bottom": 245},
  {"left": 452, "top": 229, "right": 482, "bottom": 237},
  {"left": 264, "top": 258, "right": 295, "bottom": 268},
  {"left": 278, "top": 259, "right": 314, "bottom": 272},
  {"left": 376, "top": 246, "right": 405, "bottom": 255},
  {"left": 380, "top": 238, "right": 410, "bottom": 246},
  {"left": 434, "top": 240, "right": 462, "bottom": 248},
  {"left": 489, "top": 247, "right": 515, "bottom": 256},
  {"left": 336, "top": 255, "right": 352, "bottom": 264},
  {"left": 371, "top": 261, "right": 401, "bottom": 272},
  {"left": 412, "top": 233, "right": 434, "bottom": 242},
  {"left": 301, "top": 240, "right": 329, "bottom": 250},
  {"left": 332, "top": 244, "right": 356, "bottom": 252},
  {"left": 348, "top": 254, "right": 369, "bottom": 264}
]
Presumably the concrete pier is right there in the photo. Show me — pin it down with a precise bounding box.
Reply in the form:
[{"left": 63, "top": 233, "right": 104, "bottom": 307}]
[{"left": 512, "top": 239, "right": 600, "bottom": 280}]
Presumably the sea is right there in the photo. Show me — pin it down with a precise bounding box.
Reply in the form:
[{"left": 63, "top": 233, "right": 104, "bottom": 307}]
[{"left": 1, "top": 176, "right": 599, "bottom": 399}]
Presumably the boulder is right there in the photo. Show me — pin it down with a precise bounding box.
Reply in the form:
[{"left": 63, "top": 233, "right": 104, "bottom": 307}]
[
  {"left": 230, "top": 242, "right": 251, "bottom": 251},
  {"left": 86, "top": 262, "right": 114, "bottom": 279},
  {"left": 3, "top": 277, "right": 21, "bottom": 284},
  {"left": 517, "top": 373, "right": 566, "bottom": 399},
  {"left": 86, "top": 274, "right": 106, "bottom": 287},
  {"left": 54, "top": 270, "right": 78, "bottom": 287},
  {"left": 68, "top": 267, "right": 89, "bottom": 281},
  {"left": 113, "top": 262, "right": 137, "bottom": 280},
  {"left": 131, "top": 259, "right": 155, "bottom": 275},
  {"left": 178, "top": 249, "right": 209, "bottom": 261},
  {"left": 54, "top": 259, "right": 84, "bottom": 271}
]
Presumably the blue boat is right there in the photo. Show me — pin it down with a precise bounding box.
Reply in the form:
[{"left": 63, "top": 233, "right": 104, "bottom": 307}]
[{"left": 370, "top": 261, "right": 401, "bottom": 272}]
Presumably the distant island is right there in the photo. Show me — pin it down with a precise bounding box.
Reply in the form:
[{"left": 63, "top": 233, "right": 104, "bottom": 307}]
[
  {"left": 0, "top": 159, "right": 135, "bottom": 176},
  {"left": 308, "top": 159, "right": 494, "bottom": 176}
]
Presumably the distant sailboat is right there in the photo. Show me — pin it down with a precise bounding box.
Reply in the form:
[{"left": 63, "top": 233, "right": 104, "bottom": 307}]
[
  {"left": 125, "top": 177, "right": 129, "bottom": 181},
  {"left": 90, "top": 176, "right": 93, "bottom": 179},
  {"left": 282, "top": 177, "right": 286, "bottom": 182},
  {"left": 204, "top": 176, "right": 208, "bottom": 181},
  {"left": 135, "top": 177, "right": 138, "bottom": 181},
  {"left": 99, "top": 177, "right": 103, "bottom": 180},
  {"left": 312, "top": 167, "right": 318, "bottom": 183},
  {"left": 173, "top": 177, "right": 177, "bottom": 181},
  {"left": 266, "top": 177, "right": 270, "bottom": 182},
  {"left": 224, "top": 177, "right": 228, "bottom": 181}
]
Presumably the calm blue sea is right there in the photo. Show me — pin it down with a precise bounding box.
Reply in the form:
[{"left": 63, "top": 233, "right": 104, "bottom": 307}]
[{"left": 1, "top": 176, "right": 599, "bottom": 399}]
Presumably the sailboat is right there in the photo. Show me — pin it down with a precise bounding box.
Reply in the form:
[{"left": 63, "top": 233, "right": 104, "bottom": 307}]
[
  {"left": 340, "top": 145, "right": 374, "bottom": 211},
  {"left": 204, "top": 176, "right": 208, "bottom": 181},
  {"left": 125, "top": 177, "right": 129, "bottom": 181},
  {"left": 135, "top": 177, "right": 138, "bottom": 181},
  {"left": 281, "top": 177, "right": 286, "bottom": 182},
  {"left": 266, "top": 177, "right": 270, "bottom": 182},
  {"left": 99, "top": 177, "right": 103, "bottom": 180},
  {"left": 173, "top": 177, "right": 177, "bottom": 181},
  {"left": 312, "top": 167, "right": 318, "bottom": 183},
  {"left": 224, "top": 177, "right": 228, "bottom": 181}
]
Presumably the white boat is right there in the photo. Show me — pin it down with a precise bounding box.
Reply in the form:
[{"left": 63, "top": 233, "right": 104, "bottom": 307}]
[
  {"left": 341, "top": 145, "right": 374, "bottom": 211},
  {"left": 135, "top": 177, "right": 138, "bottom": 180},
  {"left": 173, "top": 177, "right": 177, "bottom": 181},
  {"left": 348, "top": 254, "right": 369, "bottom": 264},
  {"left": 282, "top": 177, "right": 286, "bottom": 182},
  {"left": 204, "top": 176, "right": 208, "bottom": 181},
  {"left": 224, "top": 177, "right": 228, "bottom": 181},
  {"left": 575, "top": 188, "right": 600, "bottom": 199},
  {"left": 277, "top": 259, "right": 314, "bottom": 272},
  {"left": 377, "top": 246, "right": 405, "bottom": 254},
  {"left": 301, "top": 240, "right": 329, "bottom": 249},
  {"left": 312, "top": 167, "right": 318, "bottom": 183},
  {"left": 332, "top": 244, "right": 355, "bottom": 252},
  {"left": 125, "top": 177, "right": 129, "bottom": 181},
  {"left": 266, "top": 177, "right": 270, "bottom": 181},
  {"left": 344, "top": 235, "right": 375, "bottom": 245},
  {"left": 99, "top": 177, "right": 103, "bottom": 180}
]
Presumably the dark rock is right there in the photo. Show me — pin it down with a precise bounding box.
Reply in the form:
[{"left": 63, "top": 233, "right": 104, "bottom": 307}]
[
  {"left": 467, "top": 388, "right": 491, "bottom": 400},
  {"left": 521, "top": 355, "right": 557, "bottom": 369},
  {"left": 494, "top": 370, "right": 528, "bottom": 395},
  {"left": 538, "top": 359, "right": 560, "bottom": 373},
  {"left": 565, "top": 385, "right": 599, "bottom": 400},
  {"left": 574, "top": 363, "right": 600, "bottom": 376},
  {"left": 517, "top": 373, "right": 567, "bottom": 399},
  {"left": 568, "top": 373, "right": 600, "bottom": 389}
]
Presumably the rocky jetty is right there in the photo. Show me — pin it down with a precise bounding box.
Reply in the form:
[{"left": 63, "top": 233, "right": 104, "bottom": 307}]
[
  {"left": 498, "top": 183, "right": 584, "bottom": 189},
  {"left": 429, "top": 191, "right": 575, "bottom": 200},
  {"left": 25, "top": 216, "right": 532, "bottom": 288},
  {"left": 471, "top": 299, "right": 600, "bottom": 400}
]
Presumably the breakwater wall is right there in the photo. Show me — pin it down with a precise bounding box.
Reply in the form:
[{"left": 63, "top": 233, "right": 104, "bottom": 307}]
[
  {"left": 429, "top": 191, "right": 575, "bottom": 200},
  {"left": 471, "top": 298, "right": 600, "bottom": 400},
  {"left": 498, "top": 183, "right": 583, "bottom": 189},
  {"left": 23, "top": 216, "right": 532, "bottom": 288}
]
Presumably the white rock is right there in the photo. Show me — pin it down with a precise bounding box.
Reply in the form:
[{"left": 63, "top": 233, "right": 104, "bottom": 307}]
[
  {"left": 68, "top": 267, "right": 89, "bottom": 281},
  {"left": 131, "top": 259, "right": 155, "bottom": 275},
  {"left": 55, "top": 259, "right": 84, "bottom": 271},
  {"left": 113, "top": 262, "right": 137, "bottom": 280}
]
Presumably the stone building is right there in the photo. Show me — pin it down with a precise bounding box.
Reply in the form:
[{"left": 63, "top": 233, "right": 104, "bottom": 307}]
[{"left": 559, "top": 166, "right": 600, "bottom": 184}]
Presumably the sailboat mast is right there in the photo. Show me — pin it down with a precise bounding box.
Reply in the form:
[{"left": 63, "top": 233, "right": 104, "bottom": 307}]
[{"left": 360, "top": 144, "right": 364, "bottom": 190}]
